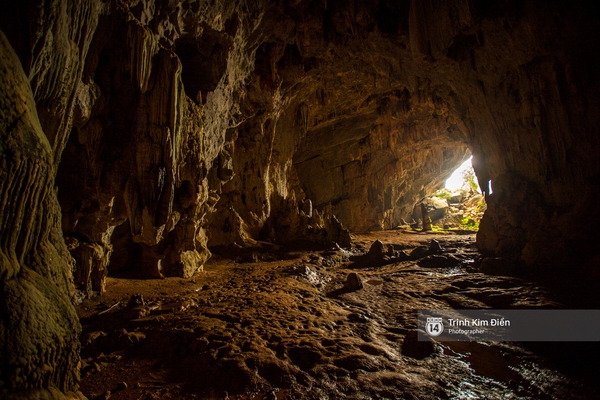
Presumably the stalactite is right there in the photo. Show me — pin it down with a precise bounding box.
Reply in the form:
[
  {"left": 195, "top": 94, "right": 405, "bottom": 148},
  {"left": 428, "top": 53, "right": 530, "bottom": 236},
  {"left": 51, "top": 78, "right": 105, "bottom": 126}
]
[
  {"left": 127, "top": 21, "right": 159, "bottom": 93},
  {"left": 24, "top": 0, "right": 99, "bottom": 166}
]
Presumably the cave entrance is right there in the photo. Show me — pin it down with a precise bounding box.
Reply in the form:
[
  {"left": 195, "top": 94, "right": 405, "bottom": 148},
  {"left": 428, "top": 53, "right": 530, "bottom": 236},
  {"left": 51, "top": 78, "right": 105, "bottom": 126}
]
[
  {"left": 412, "top": 156, "right": 486, "bottom": 232},
  {"left": 444, "top": 156, "right": 480, "bottom": 193}
]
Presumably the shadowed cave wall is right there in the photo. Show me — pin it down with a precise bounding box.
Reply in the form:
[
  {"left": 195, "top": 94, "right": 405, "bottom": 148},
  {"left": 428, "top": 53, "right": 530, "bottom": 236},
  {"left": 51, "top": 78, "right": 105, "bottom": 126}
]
[{"left": 1, "top": 0, "right": 599, "bottom": 397}]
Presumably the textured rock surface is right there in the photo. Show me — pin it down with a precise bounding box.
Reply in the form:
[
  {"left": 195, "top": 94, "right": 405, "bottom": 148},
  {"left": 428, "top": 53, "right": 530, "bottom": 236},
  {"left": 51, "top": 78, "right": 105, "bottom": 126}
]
[
  {"left": 0, "top": 31, "right": 80, "bottom": 399},
  {"left": 1, "top": 0, "right": 600, "bottom": 396},
  {"left": 5, "top": 0, "right": 596, "bottom": 286},
  {"left": 75, "top": 232, "right": 599, "bottom": 399}
]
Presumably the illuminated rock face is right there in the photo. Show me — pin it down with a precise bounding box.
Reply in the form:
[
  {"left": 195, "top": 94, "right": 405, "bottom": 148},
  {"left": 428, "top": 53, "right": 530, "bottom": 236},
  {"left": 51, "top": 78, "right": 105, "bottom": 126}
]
[
  {"left": 0, "top": 31, "right": 81, "bottom": 398},
  {"left": 1, "top": 0, "right": 599, "bottom": 396}
]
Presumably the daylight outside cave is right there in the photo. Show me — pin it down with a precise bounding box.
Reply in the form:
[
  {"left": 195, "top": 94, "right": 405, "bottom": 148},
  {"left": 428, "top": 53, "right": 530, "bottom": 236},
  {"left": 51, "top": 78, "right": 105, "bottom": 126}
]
[
  {"left": 406, "top": 156, "right": 486, "bottom": 232},
  {"left": 445, "top": 156, "right": 480, "bottom": 193},
  {"left": 1, "top": 1, "right": 600, "bottom": 399}
]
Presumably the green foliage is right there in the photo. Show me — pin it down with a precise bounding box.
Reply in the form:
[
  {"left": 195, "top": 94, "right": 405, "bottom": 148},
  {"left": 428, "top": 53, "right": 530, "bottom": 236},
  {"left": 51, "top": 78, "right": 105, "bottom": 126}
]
[
  {"left": 476, "top": 200, "right": 486, "bottom": 213},
  {"left": 460, "top": 216, "right": 479, "bottom": 230},
  {"left": 430, "top": 224, "right": 447, "bottom": 233},
  {"left": 433, "top": 188, "right": 452, "bottom": 200},
  {"left": 462, "top": 169, "right": 480, "bottom": 193}
]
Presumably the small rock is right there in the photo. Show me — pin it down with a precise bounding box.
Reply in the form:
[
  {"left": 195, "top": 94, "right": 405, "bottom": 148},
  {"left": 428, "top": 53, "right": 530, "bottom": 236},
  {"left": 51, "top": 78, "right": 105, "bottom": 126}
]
[
  {"left": 116, "top": 381, "right": 128, "bottom": 391},
  {"left": 344, "top": 272, "right": 363, "bottom": 291},
  {"left": 429, "top": 239, "right": 443, "bottom": 253},
  {"left": 72, "top": 290, "right": 86, "bottom": 305},
  {"left": 401, "top": 329, "right": 437, "bottom": 359},
  {"left": 367, "top": 240, "right": 386, "bottom": 259},
  {"left": 119, "top": 329, "right": 146, "bottom": 346},
  {"left": 127, "top": 294, "right": 145, "bottom": 307},
  {"left": 82, "top": 331, "right": 107, "bottom": 346},
  {"left": 347, "top": 312, "right": 369, "bottom": 323},
  {"left": 386, "top": 244, "right": 395, "bottom": 256}
]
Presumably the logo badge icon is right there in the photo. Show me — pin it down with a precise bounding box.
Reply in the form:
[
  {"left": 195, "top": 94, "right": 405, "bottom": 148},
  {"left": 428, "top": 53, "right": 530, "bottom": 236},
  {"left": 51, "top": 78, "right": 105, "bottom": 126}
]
[{"left": 426, "top": 317, "right": 444, "bottom": 336}]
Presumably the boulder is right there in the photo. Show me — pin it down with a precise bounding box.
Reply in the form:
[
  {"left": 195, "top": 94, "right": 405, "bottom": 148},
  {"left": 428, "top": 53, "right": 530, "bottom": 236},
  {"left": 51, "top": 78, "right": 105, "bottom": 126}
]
[
  {"left": 429, "top": 239, "right": 443, "bottom": 253},
  {"left": 368, "top": 240, "right": 386, "bottom": 259},
  {"left": 344, "top": 273, "right": 364, "bottom": 291},
  {"left": 413, "top": 197, "right": 450, "bottom": 223}
]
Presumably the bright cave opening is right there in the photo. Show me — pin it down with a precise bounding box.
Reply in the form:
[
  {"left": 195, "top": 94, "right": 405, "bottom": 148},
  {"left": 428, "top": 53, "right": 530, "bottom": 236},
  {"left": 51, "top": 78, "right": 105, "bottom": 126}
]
[
  {"left": 411, "top": 156, "right": 486, "bottom": 232},
  {"left": 445, "top": 156, "right": 480, "bottom": 193}
]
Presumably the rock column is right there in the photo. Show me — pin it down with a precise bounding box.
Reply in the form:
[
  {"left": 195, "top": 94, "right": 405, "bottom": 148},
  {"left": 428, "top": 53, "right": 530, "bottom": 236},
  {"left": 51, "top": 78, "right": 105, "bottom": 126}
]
[{"left": 0, "top": 31, "right": 81, "bottom": 399}]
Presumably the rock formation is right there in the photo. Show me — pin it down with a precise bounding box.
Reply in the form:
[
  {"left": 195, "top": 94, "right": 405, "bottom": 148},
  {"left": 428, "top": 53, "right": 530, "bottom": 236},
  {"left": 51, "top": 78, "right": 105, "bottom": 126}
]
[
  {"left": 1, "top": 0, "right": 599, "bottom": 397},
  {"left": 0, "top": 31, "right": 80, "bottom": 399}
]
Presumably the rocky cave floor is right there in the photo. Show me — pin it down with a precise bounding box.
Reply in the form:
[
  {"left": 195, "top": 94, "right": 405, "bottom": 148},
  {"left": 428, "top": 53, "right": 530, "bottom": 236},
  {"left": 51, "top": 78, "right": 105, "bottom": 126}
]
[{"left": 77, "top": 231, "right": 600, "bottom": 400}]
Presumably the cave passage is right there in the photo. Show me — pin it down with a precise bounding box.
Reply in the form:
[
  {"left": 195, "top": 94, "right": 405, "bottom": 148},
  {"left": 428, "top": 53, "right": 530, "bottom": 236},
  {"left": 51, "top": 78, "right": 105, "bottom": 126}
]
[{"left": 2, "top": 0, "right": 600, "bottom": 399}]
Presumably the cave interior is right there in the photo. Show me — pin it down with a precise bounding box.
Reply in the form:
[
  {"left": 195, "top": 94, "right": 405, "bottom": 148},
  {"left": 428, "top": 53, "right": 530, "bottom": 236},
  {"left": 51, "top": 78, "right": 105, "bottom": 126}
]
[{"left": 1, "top": 0, "right": 599, "bottom": 399}]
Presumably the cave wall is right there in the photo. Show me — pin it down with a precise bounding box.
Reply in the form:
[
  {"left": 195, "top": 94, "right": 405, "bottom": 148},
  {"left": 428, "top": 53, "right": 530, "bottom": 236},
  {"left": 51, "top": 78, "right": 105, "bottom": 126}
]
[
  {"left": 0, "top": 31, "right": 80, "bottom": 399},
  {"left": 436, "top": 1, "right": 600, "bottom": 267},
  {"left": 1, "top": 0, "right": 600, "bottom": 396},
  {"left": 51, "top": 0, "right": 268, "bottom": 288}
]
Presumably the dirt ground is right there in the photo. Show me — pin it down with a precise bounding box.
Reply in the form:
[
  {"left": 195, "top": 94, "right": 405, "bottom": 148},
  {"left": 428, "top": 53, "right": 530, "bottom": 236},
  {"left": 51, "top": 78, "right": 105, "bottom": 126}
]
[{"left": 77, "top": 230, "right": 599, "bottom": 399}]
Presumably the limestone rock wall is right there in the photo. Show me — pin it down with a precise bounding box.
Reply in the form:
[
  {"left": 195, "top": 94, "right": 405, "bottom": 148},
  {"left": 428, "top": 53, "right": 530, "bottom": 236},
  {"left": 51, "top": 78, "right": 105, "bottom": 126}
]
[
  {"left": 54, "top": 0, "right": 268, "bottom": 289},
  {"left": 0, "top": 0, "right": 99, "bottom": 165},
  {"left": 1, "top": 0, "right": 597, "bottom": 293},
  {"left": 52, "top": 0, "right": 357, "bottom": 295},
  {"left": 443, "top": 1, "right": 600, "bottom": 267},
  {"left": 1, "top": 0, "right": 600, "bottom": 395},
  {"left": 0, "top": 31, "right": 80, "bottom": 399},
  {"left": 269, "top": 0, "right": 599, "bottom": 268}
]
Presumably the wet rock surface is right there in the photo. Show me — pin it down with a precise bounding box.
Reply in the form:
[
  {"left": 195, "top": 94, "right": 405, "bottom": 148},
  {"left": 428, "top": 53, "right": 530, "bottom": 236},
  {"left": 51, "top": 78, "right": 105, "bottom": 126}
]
[
  {"left": 401, "top": 330, "right": 438, "bottom": 360},
  {"left": 77, "top": 231, "right": 600, "bottom": 399}
]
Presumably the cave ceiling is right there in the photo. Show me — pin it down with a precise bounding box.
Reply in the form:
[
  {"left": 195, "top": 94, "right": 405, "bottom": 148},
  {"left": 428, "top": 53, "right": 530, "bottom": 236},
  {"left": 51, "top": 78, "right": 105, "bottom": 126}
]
[{"left": 0, "top": 0, "right": 597, "bottom": 284}]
